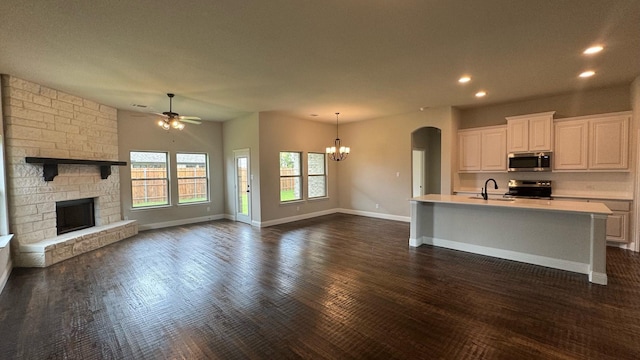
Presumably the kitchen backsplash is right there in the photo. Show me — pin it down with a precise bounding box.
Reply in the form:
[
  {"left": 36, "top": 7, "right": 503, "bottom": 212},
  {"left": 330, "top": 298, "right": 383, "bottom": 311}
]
[{"left": 456, "top": 171, "right": 634, "bottom": 199}]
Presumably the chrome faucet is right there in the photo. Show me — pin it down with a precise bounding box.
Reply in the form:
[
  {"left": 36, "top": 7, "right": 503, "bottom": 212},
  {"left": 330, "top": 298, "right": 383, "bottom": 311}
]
[{"left": 481, "top": 178, "right": 498, "bottom": 200}]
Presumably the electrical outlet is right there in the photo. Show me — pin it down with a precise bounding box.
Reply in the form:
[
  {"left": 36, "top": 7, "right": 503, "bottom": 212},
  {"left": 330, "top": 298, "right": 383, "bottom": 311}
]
[
  {"left": 375, "top": 204, "right": 379, "bottom": 209},
  {"left": 296, "top": 206, "right": 300, "bottom": 211},
  {"left": 207, "top": 207, "right": 210, "bottom": 212}
]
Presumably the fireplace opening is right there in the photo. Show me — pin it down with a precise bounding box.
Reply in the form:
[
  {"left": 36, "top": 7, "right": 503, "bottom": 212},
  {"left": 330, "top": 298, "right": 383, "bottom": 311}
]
[{"left": 56, "top": 198, "right": 95, "bottom": 235}]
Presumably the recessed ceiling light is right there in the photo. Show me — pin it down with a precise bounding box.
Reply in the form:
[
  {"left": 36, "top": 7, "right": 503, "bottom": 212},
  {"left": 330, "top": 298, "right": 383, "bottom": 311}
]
[
  {"left": 579, "top": 71, "right": 595, "bottom": 78},
  {"left": 583, "top": 45, "right": 604, "bottom": 55},
  {"left": 475, "top": 91, "right": 487, "bottom": 97},
  {"left": 458, "top": 76, "right": 471, "bottom": 83}
]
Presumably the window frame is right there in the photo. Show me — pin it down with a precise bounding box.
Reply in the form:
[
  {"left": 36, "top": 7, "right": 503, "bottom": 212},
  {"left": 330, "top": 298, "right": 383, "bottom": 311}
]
[
  {"left": 307, "top": 152, "right": 328, "bottom": 199},
  {"left": 279, "top": 151, "right": 303, "bottom": 203},
  {"left": 176, "top": 152, "right": 210, "bottom": 205},
  {"left": 130, "top": 151, "right": 170, "bottom": 209}
]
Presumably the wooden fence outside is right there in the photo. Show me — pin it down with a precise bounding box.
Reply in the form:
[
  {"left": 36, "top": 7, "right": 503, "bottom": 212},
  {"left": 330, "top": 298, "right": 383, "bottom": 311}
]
[
  {"left": 280, "top": 167, "right": 298, "bottom": 191},
  {"left": 131, "top": 167, "right": 207, "bottom": 206}
]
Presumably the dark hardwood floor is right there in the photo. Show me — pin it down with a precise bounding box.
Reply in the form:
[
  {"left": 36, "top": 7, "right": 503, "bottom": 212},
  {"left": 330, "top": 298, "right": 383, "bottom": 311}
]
[{"left": 1, "top": 214, "right": 640, "bottom": 359}]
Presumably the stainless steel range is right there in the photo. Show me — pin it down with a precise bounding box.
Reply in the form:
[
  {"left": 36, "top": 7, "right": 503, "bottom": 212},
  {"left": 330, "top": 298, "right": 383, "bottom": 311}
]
[{"left": 506, "top": 180, "right": 552, "bottom": 199}]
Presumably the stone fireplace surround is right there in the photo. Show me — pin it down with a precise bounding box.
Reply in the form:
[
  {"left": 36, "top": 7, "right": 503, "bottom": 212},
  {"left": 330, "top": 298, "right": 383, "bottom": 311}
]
[{"left": 2, "top": 75, "right": 138, "bottom": 267}]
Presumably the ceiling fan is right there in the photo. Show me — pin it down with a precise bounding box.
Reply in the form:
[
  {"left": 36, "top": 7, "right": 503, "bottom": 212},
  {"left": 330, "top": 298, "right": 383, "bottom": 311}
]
[{"left": 156, "top": 93, "right": 202, "bottom": 130}]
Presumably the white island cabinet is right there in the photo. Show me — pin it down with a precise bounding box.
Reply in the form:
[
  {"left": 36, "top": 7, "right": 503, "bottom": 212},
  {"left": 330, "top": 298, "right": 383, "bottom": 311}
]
[{"left": 409, "top": 195, "right": 612, "bottom": 285}]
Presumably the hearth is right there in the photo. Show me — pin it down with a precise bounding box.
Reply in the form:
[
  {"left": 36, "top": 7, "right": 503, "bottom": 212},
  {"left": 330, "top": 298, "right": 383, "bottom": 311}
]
[{"left": 56, "top": 198, "right": 95, "bottom": 235}]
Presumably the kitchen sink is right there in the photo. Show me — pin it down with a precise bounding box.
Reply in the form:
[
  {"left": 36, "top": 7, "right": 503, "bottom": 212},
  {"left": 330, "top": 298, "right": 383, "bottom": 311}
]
[{"left": 468, "top": 196, "right": 515, "bottom": 202}]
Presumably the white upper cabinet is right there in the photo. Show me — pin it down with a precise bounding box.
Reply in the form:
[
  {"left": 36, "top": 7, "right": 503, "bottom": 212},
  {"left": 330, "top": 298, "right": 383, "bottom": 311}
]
[
  {"left": 589, "top": 114, "right": 630, "bottom": 170},
  {"left": 554, "top": 119, "right": 589, "bottom": 170},
  {"left": 506, "top": 111, "right": 555, "bottom": 153},
  {"left": 458, "top": 125, "right": 507, "bottom": 172},
  {"left": 554, "top": 111, "right": 631, "bottom": 171},
  {"left": 506, "top": 118, "right": 529, "bottom": 153},
  {"left": 481, "top": 126, "right": 507, "bottom": 171},
  {"left": 459, "top": 130, "right": 481, "bottom": 171}
]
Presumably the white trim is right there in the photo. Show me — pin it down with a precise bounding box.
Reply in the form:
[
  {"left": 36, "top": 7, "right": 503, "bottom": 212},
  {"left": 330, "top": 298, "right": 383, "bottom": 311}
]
[
  {"left": 253, "top": 208, "right": 411, "bottom": 227},
  {"left": 233, "top": 148, "right": 252, "bottom": 225},
  {"left": 589, "top": 271, "right": 608, "bottom": 285},
  {"left": 408, "top": 236, "right": 422, "bottom": 247},
  {"left": 136, "top": 207, "right": 409, "bottom": 229},
  {"left": 257, "top": 209, "right": 337, "bottom": 227},
  {"left": 337, "top": 208, "right": 411, "bottom": 223},
  {"left": 0, "top": 234, "right": 13, "bottom": 248},
  {"left": 418, "top": 235, "right": 592, "bottom": 277},
  {"left": 0, "top": 249, "right": 12, "bottom": 296},
  {"left": 139, "top": 214, "right": 225, "bottom": 231}
]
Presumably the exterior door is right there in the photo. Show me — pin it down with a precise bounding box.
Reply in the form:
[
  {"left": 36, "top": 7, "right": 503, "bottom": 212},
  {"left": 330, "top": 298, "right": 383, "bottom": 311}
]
[{"left": 234, "top": 149, "right": 251, "bottom": 224}]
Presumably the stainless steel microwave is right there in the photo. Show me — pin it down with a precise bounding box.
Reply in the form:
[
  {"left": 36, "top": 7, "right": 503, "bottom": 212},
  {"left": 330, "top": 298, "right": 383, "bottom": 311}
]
[{"left": 508, "top": 152, "right": 552, "bottom": 172}]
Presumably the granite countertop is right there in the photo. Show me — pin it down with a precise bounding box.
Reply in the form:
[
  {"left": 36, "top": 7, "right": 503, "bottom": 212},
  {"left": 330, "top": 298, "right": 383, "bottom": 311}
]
[
  {"left": 411, "top": 194, "right": 612, "bottom": 215},
  {"left": 454, "top": 188, "right": 633, "bottom": 201}
]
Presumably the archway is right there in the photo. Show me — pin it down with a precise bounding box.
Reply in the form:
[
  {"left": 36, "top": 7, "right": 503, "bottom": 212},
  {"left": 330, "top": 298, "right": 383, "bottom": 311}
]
[{"left": 411, "top": 127, "right": 442, "bottom": 196}]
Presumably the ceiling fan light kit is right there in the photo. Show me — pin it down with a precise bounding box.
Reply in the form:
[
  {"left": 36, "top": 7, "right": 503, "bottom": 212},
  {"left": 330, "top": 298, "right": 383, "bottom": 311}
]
[{"left": 156, "top": 93, "right": 200, "bottom": 131}]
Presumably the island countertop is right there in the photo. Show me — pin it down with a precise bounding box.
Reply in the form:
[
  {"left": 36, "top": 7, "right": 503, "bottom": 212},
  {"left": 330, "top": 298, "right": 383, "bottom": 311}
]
[{"left": 411, "top": 194, "right": 612, "bottom": 216}]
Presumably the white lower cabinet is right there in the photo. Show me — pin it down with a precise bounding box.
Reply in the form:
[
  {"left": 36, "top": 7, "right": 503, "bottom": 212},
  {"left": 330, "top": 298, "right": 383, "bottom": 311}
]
[
  {"left": 554, "top": 198, "right": 631, "bottom": 243},
  {"left": 596, "top": 200, "right": 631, "bottom": 243}
]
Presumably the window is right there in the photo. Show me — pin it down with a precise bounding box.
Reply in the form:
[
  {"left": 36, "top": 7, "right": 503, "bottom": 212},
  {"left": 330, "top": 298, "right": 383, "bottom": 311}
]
[
  {"left": 130, "top": 151, "right": 169, "bottom": 208},
  {"left": 177, "top": 153, "right": 209, "bottom": 204},
  {"left": 307, "top": 152, "right": 327, "bottom": 198},
  {"left": 280, "top": 152, "right": 302, "bottom": 202}
]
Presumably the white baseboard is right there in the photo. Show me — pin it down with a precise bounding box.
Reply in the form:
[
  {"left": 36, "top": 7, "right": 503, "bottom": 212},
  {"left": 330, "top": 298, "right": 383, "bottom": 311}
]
[
  {"left": 589, "top": 271, "right": 608, "bottom": 285},
  {"left": 139, "top": 214, "right": 226, "bottom": 231},
  {"left": 337, "top": 208, "right": 411, "bottom": 223},
  {"left": 139, "top": 208, "right": 409, "bottom": 230},
  {"left": 408, "top": 237, "right": 423, "bottom": 247},
  {"left": 257, "top": 209, "right": 337, "bottom": 227},
  {"left": 420, "top": 236, "right": 591, "bottom": 276}
]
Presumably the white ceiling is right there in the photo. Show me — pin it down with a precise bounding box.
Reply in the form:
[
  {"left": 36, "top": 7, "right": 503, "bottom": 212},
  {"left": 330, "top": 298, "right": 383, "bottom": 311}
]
[{"left": 1, "top": 1, "right": 639, "bottom": 123}]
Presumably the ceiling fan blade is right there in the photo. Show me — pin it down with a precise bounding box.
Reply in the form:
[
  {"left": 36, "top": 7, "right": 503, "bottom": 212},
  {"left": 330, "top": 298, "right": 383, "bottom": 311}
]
[
  {"left": 179, "top": 115, "right": 201, "bottom": 120},
  {"left": 181, "top": 119, "right": 202, "bottom": 125}
]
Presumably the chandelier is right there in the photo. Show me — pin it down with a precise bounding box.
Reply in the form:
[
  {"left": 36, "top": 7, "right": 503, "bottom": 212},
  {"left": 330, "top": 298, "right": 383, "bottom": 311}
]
[{"left": 326, "top": 112, "right": 350, "bottom": 161}]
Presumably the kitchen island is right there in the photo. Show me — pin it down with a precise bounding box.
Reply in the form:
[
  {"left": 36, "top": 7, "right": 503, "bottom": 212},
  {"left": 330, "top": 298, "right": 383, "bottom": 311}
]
[{"left": 409, "top": 194, "right": 612, "bottom": 285}]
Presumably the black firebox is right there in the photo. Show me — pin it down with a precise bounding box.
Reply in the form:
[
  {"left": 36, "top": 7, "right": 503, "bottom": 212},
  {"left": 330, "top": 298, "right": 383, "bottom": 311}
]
[{"left": 56, "top": 198, "right": 95, "bottom": 235}]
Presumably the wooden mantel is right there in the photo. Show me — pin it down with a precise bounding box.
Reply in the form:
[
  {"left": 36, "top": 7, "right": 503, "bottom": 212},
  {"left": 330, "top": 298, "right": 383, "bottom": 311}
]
[{"left": 25, "top": 157, "right": 127, "bottom": 182}]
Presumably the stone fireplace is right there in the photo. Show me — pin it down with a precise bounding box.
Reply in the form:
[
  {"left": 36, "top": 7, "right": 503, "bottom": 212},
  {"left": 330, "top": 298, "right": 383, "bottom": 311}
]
[{"left": 1, "top": 74, "right": 138, "bottom": 267}]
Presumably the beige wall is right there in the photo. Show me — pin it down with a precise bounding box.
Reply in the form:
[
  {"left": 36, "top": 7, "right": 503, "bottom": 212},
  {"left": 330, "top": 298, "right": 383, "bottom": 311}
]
[
  {"left": 459, "top": 84, "right": 631, "bottom": 129},
  {"left": 337, "top": 106, "right": 456, "bottom": 218},
  {"left": 222, "top": 112, "right": 261, "bottom": 222},
  {"left": 118, "top": 110, "right": 224, "bottom": 228},
  {"left": 257, "top": 112, "right": 339, "bottom": 223}
]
